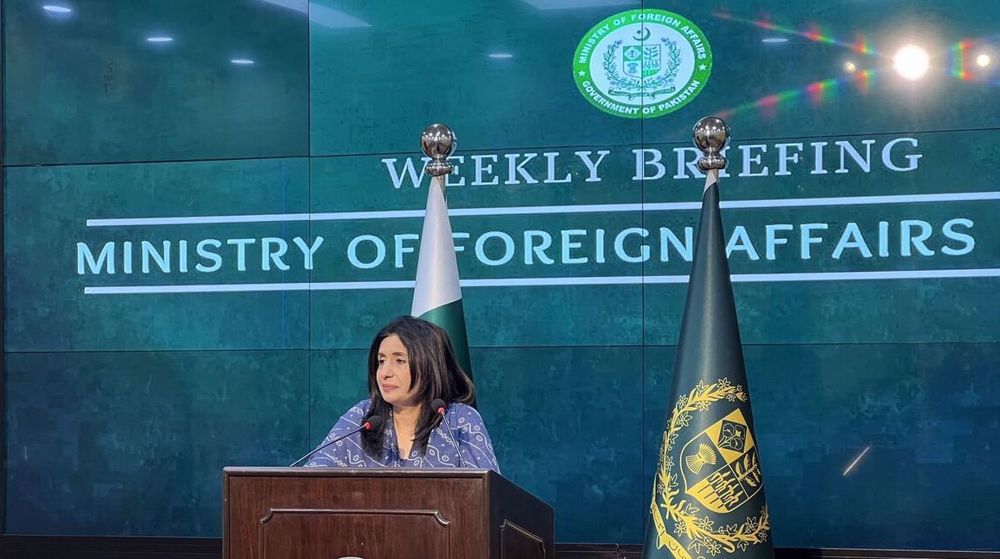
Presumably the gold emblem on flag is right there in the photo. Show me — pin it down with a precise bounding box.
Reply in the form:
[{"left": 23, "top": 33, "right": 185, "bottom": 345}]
[
  {"left": 684, "top": 443, "right": 718, "bottom": 474},
  {"left": 680, "top": 409, "right": 763, "bottom": 514},
  {"left": 649, "top": 378, "right": 771, "bottom": 557}
]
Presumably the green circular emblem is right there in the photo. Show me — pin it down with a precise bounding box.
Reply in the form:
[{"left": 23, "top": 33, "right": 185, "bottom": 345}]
[{"left": 573, "top": 9, "right": 713, "bottom": 119}]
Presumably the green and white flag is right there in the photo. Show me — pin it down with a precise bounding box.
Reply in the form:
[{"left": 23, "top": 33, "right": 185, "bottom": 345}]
[{"left": 411, "top": 174, "right": 474, "bottom": 379}]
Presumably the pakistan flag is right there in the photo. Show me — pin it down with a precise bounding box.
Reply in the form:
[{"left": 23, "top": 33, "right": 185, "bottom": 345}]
[
  {"left": 411, "top": 173, "right": 474, "bottom": 380},
  {"left": 643, "top": 170, "right": 774, "bottom": 559}
]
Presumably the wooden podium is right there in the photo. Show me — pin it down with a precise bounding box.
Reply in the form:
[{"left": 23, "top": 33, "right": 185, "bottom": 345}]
[{"left": 223, "top": 467, "right": 554, "bottom": 559}]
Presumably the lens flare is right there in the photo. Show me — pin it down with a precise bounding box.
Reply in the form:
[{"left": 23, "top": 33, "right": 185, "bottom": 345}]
[
  {"left": 713, "top": 11, "right": 879, "bottom": 56},
  {"left": 893, "top": 44, "right": 930, "bottom": 80},
  {"left": 950, "top": 40, "right": 972, "bottom": 80},
  {"left": 856, "top": 68, "right": 876, "bottom": 94}
]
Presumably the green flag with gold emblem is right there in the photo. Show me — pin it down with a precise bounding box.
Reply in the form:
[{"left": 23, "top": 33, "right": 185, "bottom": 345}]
[{"left": 643, "top": 168, "right": 774, "bottom": 559}]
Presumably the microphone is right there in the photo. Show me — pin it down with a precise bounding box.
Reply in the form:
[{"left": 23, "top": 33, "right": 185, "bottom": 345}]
[
  {"left": 431, "top": 398, "right": 467, "bottom": 468},
  {"left": 289, "top": 415, "right": 384, "bottom": 467}
]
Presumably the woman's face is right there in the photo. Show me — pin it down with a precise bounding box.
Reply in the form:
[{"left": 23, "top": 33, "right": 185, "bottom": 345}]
[{"left": 376, "top": 334, "right": 420, "bottom": 408}]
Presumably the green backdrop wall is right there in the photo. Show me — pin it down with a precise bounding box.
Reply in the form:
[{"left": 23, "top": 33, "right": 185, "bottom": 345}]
[{"left": 3, "top": 0, "right": 998, "bottom": 549}]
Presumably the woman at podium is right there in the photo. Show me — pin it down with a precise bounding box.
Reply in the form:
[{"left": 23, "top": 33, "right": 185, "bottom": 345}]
[{"left": 303, "top": 316, "right": 500, "bottom": 472}]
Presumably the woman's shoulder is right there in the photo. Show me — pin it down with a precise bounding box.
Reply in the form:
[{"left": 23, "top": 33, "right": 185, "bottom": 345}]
[
  {"left": 447, "top": 402, "right": 485, "bottom": 423},
  {"left": 343, "top": 399, "right": 372, "bottom": 419}
]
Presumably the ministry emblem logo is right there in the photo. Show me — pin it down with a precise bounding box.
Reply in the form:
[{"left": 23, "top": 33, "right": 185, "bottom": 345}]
[{"left": 573, "top": 9, "right": 712, "bottom": 118}]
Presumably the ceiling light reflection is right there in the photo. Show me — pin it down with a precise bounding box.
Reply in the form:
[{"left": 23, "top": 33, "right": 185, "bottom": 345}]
[
  {"left": 893, "top": 44, "right": 930, "bottom": 81},
  {"left": 761, "top": 37, "right": 788, "bottom": 44},
  {"left": 146, "top": 36, "right": 174, "bottom": 43},
  {"left": 488, "top": 53, "right": 514, "bottom": 59},
  {"left": 976, "top": 53, "right": 992, "bottom": 68},
  {"left": 42, "top": 4, "right": 72, "bottom": 13},
  {"left": 230, "top": 58, "right": 255, "bottom": 65}
]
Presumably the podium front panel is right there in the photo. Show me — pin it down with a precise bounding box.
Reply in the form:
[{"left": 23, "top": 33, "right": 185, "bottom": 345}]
[
  {"left": 225, "top": 469, "right": 491, "bottom": 559},
  {"left": 260, "top": 507, "right": 451, "bottom": 559}
]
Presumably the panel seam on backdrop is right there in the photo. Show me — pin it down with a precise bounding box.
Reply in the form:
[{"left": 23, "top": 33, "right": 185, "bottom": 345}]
[
  {"left": 6, "top": 125, "right": 1000, "bottom": 168},
  {"left": 306, "top": 0, "right": 313, "bottom": 457},
  {"left": 3, "top": 341, "right": 990, "bottom": 357}
]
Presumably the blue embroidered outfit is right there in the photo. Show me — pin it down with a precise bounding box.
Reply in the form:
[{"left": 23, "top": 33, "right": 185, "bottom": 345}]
[{"left": 304, "top": 400, "right": 499, "bottom": 472}]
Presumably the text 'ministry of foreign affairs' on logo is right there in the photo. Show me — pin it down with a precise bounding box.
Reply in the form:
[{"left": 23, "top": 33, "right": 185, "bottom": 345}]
[{"left": 574, "top": 9, "right": 712, "bottom": 119}]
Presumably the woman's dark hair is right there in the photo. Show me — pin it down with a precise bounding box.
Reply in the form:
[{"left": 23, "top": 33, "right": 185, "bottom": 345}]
[{"left": 361, "top": 316, "right": 476, "bottom": 458}]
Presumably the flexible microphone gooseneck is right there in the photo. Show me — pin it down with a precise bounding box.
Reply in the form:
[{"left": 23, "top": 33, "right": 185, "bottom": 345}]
[
  {"left": 289, "top": 415, "right": 384, "bottom": 467},
  {"left": 430, "top": 398, "right": 468, "bottom": 468}
]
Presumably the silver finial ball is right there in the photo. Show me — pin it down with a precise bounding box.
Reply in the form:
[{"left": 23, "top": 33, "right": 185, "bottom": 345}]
[
  {"left": 692, "top": 116, "right": 730, "bottom": 171},
  {"left": 421, "top": 123, "right": 456, "bottom": 177}
]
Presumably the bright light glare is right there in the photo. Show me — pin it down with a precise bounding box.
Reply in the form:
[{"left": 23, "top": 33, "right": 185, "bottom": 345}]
[
  {"left": 42, "top": 4, "right": 72, "bottom": 13},
  {"left": 893, "top": 44, "right": 930, "bottom": 80},
  {"left": 761, "top": 37, "right": 788, "bottom": 44},
  {"left": 488, "top": 53, "right": 514, "bottom": 59},
  {"left": 844, "top": 61, "right": 857, "bottom": 73},
  {"left": 146, "top": 36, "right": 174, "bottom": 43},
  {"left": 230, "top": 58, "right": 255, "bottom": 65},
  {"left": 976, "top": 53, "right": 991, "bottom": 67}
]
